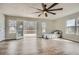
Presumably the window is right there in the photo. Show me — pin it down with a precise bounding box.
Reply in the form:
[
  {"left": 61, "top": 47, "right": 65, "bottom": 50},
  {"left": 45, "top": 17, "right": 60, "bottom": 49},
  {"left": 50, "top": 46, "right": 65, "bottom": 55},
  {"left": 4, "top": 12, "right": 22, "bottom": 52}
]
[
  {"left": 42, "top": 22, "right": 46, "bottom": 33},
  {"left": 66, "top": 19, "right": 76, "bottom": 34},
  {"left": 8, "top": 20, "right": 16, "bottom": 33},
  {"left": 76, "top": 18, "right": 79, "bottom": 35}
]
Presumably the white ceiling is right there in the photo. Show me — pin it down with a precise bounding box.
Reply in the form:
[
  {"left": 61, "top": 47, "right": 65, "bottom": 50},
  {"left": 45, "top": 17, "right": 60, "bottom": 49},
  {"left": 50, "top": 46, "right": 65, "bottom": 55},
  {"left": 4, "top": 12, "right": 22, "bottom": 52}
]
[{"left": 0, "top": 3, "right": 79, "bottom": 20}]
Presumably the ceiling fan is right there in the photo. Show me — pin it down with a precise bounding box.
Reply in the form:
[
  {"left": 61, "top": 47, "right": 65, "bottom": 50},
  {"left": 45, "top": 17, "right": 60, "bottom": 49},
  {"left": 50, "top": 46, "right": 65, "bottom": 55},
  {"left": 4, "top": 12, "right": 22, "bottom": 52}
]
[{"left": 32, "top": 3, "right": 63, "bottom": 17}]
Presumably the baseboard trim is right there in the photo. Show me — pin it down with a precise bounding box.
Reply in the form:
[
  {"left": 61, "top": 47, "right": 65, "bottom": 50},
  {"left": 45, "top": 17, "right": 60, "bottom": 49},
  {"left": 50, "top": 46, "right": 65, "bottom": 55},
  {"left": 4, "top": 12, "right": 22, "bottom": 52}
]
[
  {"left": 62, "top": 38, "right": 79, "bottom": 43},
  {"left": 4, "top": 39, "right": 16, "bottom": 41},
  {"left": 3, "top": 39, "right": 21, "bottom": 41}
]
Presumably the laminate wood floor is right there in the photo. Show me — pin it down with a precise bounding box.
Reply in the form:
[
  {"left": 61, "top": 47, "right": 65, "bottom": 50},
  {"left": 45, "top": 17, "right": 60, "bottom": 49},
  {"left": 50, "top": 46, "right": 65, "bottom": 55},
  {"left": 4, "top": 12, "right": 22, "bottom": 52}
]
[{"left": 0, "top": 38, "right": 79, "bottom": 55}]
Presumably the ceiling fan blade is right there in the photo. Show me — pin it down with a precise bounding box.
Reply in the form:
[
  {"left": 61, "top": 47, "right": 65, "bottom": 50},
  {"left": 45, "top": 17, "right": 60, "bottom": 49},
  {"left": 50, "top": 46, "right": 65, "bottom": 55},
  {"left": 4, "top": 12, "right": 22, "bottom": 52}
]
[
  {"left": 37, "top": 11, "right": 44, "bottom": 17},
  {"left": 33, "top": 12, "right": 40, "bottom": 13},
  {"left": 45, "top": 13, "right": 48, "bottom": 17},
  {"left": 47, "top": 3, "right": 59, "bottom": 10},
  {"left": 29, "top": 6, "right": 42, "bottom": 11},
  {"left": 42, "top": 3, "right": 46, "bottom": 10},
  {"left": 38, "top": 14, "right": 42, "bottom": 17},
  {"left": 47, "top": 11, "right": 56, "bottom": 15},
  {"left": 49, "top": 8, "right": 63, "bottom": 11}
]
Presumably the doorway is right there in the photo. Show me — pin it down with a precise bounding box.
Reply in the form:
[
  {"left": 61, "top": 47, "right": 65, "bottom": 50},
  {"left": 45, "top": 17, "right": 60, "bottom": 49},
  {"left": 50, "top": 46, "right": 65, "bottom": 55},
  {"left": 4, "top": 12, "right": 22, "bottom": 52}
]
[{"left": 23, "top": 21, "right": 37, "bottom": 38}]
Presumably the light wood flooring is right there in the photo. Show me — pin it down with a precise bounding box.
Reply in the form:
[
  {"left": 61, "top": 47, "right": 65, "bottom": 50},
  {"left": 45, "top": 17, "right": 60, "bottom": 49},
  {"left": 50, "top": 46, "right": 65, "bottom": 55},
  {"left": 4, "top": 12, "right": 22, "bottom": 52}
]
[{"left": 0, "top": 37, "right": 79, "bottom": 55}]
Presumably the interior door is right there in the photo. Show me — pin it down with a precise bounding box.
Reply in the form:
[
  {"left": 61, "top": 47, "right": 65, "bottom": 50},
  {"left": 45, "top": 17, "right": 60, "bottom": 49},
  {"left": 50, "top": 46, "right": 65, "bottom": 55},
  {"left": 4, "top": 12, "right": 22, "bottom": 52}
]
[{"left": 16, "top": 20, "right": 23, "bottom": 39}]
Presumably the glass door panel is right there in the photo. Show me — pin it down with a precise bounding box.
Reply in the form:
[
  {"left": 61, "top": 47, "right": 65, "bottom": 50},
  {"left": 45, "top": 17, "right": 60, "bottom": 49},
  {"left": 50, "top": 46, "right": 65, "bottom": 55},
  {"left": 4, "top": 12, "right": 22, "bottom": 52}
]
[{"left": 16, "top": 21, "right": 23, "bottom": 39}]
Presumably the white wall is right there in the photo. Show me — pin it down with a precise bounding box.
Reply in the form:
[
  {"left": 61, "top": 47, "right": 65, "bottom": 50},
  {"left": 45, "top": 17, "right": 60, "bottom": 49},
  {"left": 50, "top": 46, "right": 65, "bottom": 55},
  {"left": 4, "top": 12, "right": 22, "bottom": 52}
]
[
  {"left": 46, "top": 20, "right": 56, "bottom": 33},
  {"left": 0, "top": 14, "right": 5, "bottom": 41}
]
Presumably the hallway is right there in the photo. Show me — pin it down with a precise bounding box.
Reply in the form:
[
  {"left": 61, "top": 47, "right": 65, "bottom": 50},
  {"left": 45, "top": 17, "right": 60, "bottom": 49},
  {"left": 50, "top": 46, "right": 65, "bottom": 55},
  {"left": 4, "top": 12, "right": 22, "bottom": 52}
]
[{"left": 0, "top": 38, "right": 79, "bottom": 55}]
